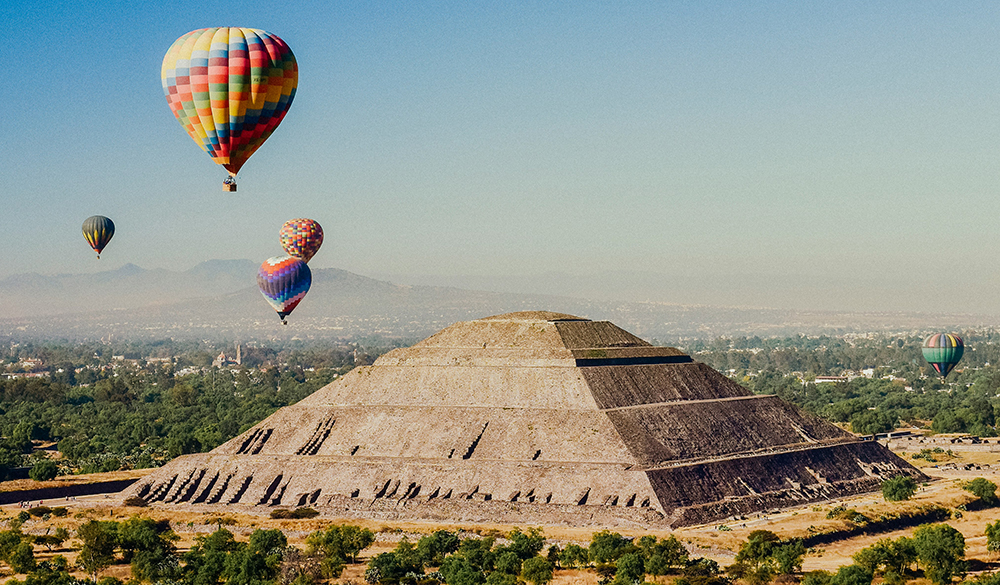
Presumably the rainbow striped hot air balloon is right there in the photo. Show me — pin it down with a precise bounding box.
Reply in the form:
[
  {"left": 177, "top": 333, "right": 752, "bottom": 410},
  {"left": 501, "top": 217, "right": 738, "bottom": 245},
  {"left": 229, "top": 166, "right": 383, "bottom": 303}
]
[
  {"left": 82, "top": 216, "right": 115, "bottom": 259},
  {"left": 280, "top": 218, "right": 324, "bottom": 262},
  {"left": 161, "top": 28, "right": 298, "bottom": 191},
  {"left": 257, "top": 256, "right": 311, "bottom": 324},
  {"left": 922, "top": 333, "right": 964, "bottom": 378}
]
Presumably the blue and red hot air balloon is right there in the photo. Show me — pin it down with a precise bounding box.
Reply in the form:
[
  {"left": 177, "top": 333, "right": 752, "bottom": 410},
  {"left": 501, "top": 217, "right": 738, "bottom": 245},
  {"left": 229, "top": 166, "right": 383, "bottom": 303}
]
[
  {"left": 921, "top": 333, "right": 964, "bottom": 379},
  {"left": 257, "top": 256, "right": 311, "bottom": 324}
]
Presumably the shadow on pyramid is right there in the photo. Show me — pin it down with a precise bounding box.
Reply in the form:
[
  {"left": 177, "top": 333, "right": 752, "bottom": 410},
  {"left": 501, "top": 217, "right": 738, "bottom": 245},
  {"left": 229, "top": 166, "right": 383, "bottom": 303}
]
[{"left": 124, "top": 311, "right": 924, "bottom": 527}]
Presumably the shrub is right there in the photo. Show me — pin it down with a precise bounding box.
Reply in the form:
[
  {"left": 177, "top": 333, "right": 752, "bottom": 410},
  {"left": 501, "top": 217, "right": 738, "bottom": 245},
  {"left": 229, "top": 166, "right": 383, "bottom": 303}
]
[
  {"left": 270, "top": 507, "right": 320, "bottom": 519},
  {"left": 29, "top": 460, "right": 58, "bottom": 482},
  {"left": 963, "top": 478, "right": 998, "bottom": 505},
  {"left": 882, "top": 476, "right": 917, "bottom": 502},
  {"left": 122, "top": 497, "right": 148, "bottom": 507},
  {"left": 913, "top": 524, "right": 966, "bottom": 585}
]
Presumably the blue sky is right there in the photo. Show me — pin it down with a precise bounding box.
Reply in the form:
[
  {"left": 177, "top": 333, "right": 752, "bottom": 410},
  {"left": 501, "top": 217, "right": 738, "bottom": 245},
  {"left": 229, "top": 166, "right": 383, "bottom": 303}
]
[{"left": 3, "top": 1, "right": 1000, "bottom": 313}]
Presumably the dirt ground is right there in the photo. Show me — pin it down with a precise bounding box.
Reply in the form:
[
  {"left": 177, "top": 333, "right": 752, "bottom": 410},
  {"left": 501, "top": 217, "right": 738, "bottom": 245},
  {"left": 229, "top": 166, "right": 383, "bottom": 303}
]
[{"left": 0, "top": 446, "right": 997, "bottom": 582}]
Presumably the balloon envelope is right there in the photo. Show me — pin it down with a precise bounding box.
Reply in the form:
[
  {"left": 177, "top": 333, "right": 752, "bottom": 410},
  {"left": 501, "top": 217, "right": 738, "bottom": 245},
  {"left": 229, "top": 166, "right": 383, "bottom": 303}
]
[
  {"left": 921, "top": 333, "right": 964, "bottom": 378},
  {"left": 257, "top": 256, "right": 311, "bottom": 322},
  {"left": 280, "top": 218, "right": 324, "bottom": 262},
  {"left": 161, "top": 28, "right": 297, "bottom": 177},
  {"left": 82, "top": 215, "right": 115, "bottom": 258}
]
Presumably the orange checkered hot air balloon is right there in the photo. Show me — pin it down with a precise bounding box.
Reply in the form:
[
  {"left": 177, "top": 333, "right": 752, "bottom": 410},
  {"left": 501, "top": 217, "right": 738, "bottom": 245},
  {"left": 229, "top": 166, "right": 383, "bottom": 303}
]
[
  {"left": 279, "top": 218, "right": 324, "bottom": 262},
  {"left": 161, "top": 28, "right": 297, "bottom": 192}
]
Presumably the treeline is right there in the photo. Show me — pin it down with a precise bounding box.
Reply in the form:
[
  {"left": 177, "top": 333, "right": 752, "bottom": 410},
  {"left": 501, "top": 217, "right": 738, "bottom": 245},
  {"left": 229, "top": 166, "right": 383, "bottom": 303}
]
[
  {"left": 0, "top": 366, "right": 341, "bottom": 478},
  {"left": 684, "top": 333, "right": 1000, "bottom": 436},
  {"left": 0, "top": 508, "right": 996, "bottom": 585},
  {"left": 2, "top": 337, "right": 403, "bottom": 371}
]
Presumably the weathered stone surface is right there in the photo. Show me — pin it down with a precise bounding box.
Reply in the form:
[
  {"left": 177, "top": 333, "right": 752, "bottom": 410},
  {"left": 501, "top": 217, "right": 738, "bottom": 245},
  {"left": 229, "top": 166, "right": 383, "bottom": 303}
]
[{"left": 124, "top": 311, "right": 924, "bottom": 527}]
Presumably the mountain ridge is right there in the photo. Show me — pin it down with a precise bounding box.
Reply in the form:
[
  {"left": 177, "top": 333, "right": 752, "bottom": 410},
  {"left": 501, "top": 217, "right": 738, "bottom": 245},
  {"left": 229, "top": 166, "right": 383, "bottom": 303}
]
[{"left": 2, "top": 261, "right": 998, "bottom": 341}]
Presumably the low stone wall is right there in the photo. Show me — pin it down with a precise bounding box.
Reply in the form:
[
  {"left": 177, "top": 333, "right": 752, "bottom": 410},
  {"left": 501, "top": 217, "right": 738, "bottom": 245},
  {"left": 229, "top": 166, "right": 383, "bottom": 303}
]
[{"left": 0, "top": 479, "right": 139, "bottom": 505}]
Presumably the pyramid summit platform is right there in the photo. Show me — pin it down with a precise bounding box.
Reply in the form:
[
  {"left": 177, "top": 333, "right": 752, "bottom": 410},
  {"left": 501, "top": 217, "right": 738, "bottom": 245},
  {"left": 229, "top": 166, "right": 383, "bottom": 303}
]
[{"left": 124, "top": 311, "right": 923, "bottom": 527}]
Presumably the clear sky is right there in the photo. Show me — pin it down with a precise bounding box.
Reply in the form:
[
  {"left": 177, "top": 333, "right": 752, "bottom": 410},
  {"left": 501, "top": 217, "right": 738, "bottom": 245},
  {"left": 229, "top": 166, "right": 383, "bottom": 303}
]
[{"left": 3, "top": 1, "right": 1000, "bottom": 314}]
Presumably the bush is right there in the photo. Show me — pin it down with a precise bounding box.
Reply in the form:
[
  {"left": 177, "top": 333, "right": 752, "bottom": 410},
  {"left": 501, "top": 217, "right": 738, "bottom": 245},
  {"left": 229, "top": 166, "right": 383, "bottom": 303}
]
[
  {"left": 27, "top": 506, "right": 51, "bottom": 517},
  {"left": 913, "top": 524, "right": 966, "bottom": 585},
  {"left": 29, "top": 460, "right": 58, "bottom": 482},
  {"left": 521, "top": 557, "right": 554, "bottom": 585},
  {"left": 881, "top": 476, "right": 917, "bottom": 502},
  {"left": 122, "top": 497, "right": 148, "bottom": 507},
  {"left": 830, "top": 565, "right": 872, "bottom": 585},
  {"left": 963, "top": 478, "right": 998, "bottom": 505},
  {"left": 270, "top": 507, "right": 320, "bottom": 519}
]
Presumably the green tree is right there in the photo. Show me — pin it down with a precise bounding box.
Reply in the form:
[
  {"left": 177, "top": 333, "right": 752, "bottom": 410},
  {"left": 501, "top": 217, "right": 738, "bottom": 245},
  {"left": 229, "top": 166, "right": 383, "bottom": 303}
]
[
  {"left": 613, "top": 553, "right": 645, "bottom": 585},
  {"left": 8, "top": 541, "right": 36, "bottom": 574},
  {"left": 881, "top": 476, "right": 918, "bottom": 501},
  {"left": 306, "top": 524, "right": 376, "bottom": 577},
  {"left": 801, "top": 571, "right": 832, "bottom": 585},
  {"left": 182, "top": 528, "right": 241, "bottom": 585},
  {"left": 416, "top": 530, "right": 460, "bottom": 567},
  {"left": 223, "top": 529, "right": 287, "bottom": 585},
  {"left": 638, "top": 535, "right": 688, "bottom": 576},
  {"left": 852, "top": 537, "right": 916, "bottom": 585},
  {"left": 29, "top": 460, "right": 59, "bottom": 482},
  {"left": 438, "top": 557, "right": 485, "bottom": 585},
  {"left": 34, "top": 527, "right": 70, "bottom": 553},
  {"left": 494, "top": 552, "right": 521, "bottom": 576},
  {"left": 24, "top": 556, "right": 74, "bottom": 585},
  {"left": 772, "top": 540, "right": 806, "bottom": 575},
  {"left": 913, "top": 524, "right": 966, "bottom": 585},
  {"left": 0, "top": 528, "right": 26, "bottom": 561},
  {"left": 590, "top": 531, "right": 635, "bottom": 565},
  {"left": 76, "top": 520, "right": 119, "bottom": 582},
  {"left": 521, "top": 557, "right": 554, "bottom": 585},
  {"left": 118, "top": 516, "right": 179, "bottom": 582},
  {"left": 829, "top": 565, "right": 872, "bottom": 585},
  {"left": 559, "top": 544, "right": 589, "bottom": 569},
  {"left": 963, "top": 478, "right": 998, "bottom": 505},
  {"left": 987, "top": 520, "right": 1000, "bottom": 555},
  {"left": 735, "top": 530, "right": 779, "bottom": 570}
]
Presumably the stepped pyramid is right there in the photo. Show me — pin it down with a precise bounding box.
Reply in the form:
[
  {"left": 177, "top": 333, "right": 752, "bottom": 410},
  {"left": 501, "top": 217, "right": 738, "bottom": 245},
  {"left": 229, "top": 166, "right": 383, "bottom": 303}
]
[{"left": 124, "top": 311, "right": 923, "bottom": 527}]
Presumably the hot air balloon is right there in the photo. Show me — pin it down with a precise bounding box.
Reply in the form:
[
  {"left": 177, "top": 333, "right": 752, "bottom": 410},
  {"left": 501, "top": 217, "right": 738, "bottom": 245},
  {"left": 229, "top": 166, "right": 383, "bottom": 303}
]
[
  {"left": 280, "top": 218, "right": 324, "bottom": 262},
  {"left": 161, "top": 28, "right": 298, "bottom": 192},
  {"left": 82, "top": 216, "right": 115, "bottom": 259},
  {"left": 257, "top": 256, "right": 311, "bottom": 324},
  {"left": 922, "top": 333, "right": 964, "bottom": 378}
]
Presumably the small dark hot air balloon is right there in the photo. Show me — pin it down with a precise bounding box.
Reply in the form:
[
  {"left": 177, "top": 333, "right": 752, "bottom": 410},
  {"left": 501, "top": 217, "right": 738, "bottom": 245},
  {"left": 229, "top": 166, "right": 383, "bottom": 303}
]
[
  {"left": 257, "top": 256, "right": 311, "bottom": 324},
  {"left": 82, "top": 215, "right": 115, "bottom": 259},
  {"left": 161, "top": 28, "right": 298, "bottom": 191},
  {"left": 280, "top": 218, "right": 323, "bottom": 262},
  {"left": 921, "top": 333, "right": 964, "bottom": 378}
]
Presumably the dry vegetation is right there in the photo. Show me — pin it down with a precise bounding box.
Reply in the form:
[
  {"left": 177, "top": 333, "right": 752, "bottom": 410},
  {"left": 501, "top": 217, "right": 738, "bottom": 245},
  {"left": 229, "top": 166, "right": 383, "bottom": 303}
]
[{"left": 0, "top": 446, "right": 995, "bottom": 583}]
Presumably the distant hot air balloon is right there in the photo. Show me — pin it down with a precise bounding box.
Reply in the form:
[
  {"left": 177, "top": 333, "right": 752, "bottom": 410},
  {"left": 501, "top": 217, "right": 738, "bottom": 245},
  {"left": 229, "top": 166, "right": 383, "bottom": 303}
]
[
  {"left": 257, "top": 256, "right": 311, "bottom": 324},
  {"left": 161, "top": 28, "right": 298, "bottom": 192},
  {"left": 922, "top": 333, "right": 964, "bottom": 378},
  {"left": 280, "top": 218, "right": 324, "bottom": 262},
  {"left": 82, "top": 216, "right": 115, "bottom": 259}
]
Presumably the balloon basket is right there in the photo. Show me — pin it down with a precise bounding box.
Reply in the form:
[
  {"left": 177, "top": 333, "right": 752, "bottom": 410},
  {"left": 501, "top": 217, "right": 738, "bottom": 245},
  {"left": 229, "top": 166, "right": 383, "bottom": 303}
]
[{"left": 223, "top": 182, "right": 237, "bottom": 192}]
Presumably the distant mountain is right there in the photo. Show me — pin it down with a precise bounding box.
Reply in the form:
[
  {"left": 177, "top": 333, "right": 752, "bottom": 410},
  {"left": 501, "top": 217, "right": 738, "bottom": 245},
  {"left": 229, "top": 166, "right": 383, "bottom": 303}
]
[
  {"left": 1, "top": 262, "right": 998, "bottom": 342},
  {"left": 0, "top": 260, "right": 256, "bottom": 318}
]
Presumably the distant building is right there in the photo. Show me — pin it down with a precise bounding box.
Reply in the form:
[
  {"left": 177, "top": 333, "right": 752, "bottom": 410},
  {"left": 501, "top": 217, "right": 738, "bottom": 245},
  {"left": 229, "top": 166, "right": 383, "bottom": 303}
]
[
  {"left": 212, "top": 343, "right": 243, "bottom": 368},
  {"left": 814, "top": 375, "right": 848, "bottom": 384},
  {"left": 19, "top": 358, "right": 43, "bottom": 370}
]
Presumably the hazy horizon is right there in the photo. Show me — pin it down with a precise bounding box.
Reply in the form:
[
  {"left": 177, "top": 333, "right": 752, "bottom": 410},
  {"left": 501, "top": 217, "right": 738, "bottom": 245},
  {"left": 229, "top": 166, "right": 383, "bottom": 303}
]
[{"left": 4, "top": 2, "right": 1000, "bottom": 315}]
